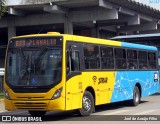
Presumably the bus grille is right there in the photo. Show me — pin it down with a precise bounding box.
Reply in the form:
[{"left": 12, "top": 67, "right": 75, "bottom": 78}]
[
  {"left": 14, "top": 102, "right": 47, "bottom": 110},
  {"left": 16, "top": 97, "right": 44, "bottom": 99}
]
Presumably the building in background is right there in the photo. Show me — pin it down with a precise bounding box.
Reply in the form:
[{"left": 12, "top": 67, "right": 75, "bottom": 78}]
[
  {"left": 1, "top": 0, "right": 160, "bottom": 93},
  {"left": 135, "top": 0, "right": 160, "bottom": 10},
  {"left": 1, "top": 0, "right": 160, "bottom": 68}
]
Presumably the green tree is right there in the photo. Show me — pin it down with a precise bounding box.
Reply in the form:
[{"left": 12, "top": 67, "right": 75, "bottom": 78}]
[{"left": 0, "top": 0, "right": 6, "bottom": 17}]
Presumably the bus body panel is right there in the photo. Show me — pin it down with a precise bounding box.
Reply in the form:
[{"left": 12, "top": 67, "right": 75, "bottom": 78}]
[
  {"left": 4, "top": 98, "right": 15, "bottom": 110},
  {"left": 5, "top": 98, "right": 65, "bottom": 111},
  {"left": 122, "top": 42, "right": 157, "bottom": 51},
  {"left": 84, "top": 71, "right": 116, "bottom": 105},
  {"left": 4, "top": 81, "right": 66, "bottom": 111},
  {"left": 66, "top": 71, "right": 117, "bottom": 110},
  {"left": 66, "top": 71, "right": 159, "bottom": 110},
  {"left": 111, "top": 71, "right": 159, "bottom": 103},
  {"left": 74, "top": 35, "right": 121, "bottom": 47},
  {"left": 66, "top": 75, "right": 83, "bottom": 110}
]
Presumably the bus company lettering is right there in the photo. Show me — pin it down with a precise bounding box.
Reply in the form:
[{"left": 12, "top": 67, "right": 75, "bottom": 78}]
[
  {"left": 15, "top": 39, "right": 57, "bottom": 47},
  {"left": 98, "top": 77, "right": 108, "bottom": 84}
]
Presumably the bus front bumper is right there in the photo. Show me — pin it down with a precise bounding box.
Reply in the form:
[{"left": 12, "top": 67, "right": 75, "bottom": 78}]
[{"left": 4, "top": 97, "right": 65, "bottom": 111}]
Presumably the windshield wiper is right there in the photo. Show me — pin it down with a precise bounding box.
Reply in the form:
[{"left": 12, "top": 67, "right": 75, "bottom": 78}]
[
  {"left": 33, "top": 47, "right": 48, "bottom": 74},
  {"left": 34, "top": 47, "right": 48, "bottom": 65},
  {"left": 20, "top": 48, "right": 27, "bottom": 66},
  {"left": 18, "top": 48, "right": 29, "bottom": 85}
]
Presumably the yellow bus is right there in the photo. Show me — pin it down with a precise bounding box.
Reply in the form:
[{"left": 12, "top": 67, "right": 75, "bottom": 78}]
[{"left": 4, "top": 32, "right": 159, "bottom": 116}]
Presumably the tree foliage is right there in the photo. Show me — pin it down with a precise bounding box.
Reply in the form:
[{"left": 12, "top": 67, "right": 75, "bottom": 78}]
[{"left": 0, "top": 0, "right": 7, "bottom": 17}]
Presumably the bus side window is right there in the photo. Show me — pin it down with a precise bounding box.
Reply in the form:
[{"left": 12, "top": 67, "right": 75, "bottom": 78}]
[
  {"left": 66, "top": 51, "right": 70, "bottom": 73},
  {"left": 84, "top": 45, "right": 100, "bottom": 69},
  {"left": 138, "top": 51, "right": 148, "bottom": 70},
  {"left": 148, "top": 52, "right": 157, "bottom": 69},
  {"left": 71, "top": 51, "right": 80, "bottom": 71},
  {"left": 127, "top": 49, "right": 138, "bottom": 70},
  {"left": 115, "top": 48, "right": 127, "bottom": 69},
  {"left": 101, "top": 47, "right": 114, "bottom": 69}
]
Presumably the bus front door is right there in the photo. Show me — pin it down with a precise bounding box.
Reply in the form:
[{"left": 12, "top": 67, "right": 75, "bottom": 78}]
[{"left": 66, "top": 42, "right": 83, "bottom": 110}]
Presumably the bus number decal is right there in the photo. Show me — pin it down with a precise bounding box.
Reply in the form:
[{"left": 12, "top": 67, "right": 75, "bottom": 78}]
[{"left": 154, "top": 72, "right": 158, "bottom": 82}]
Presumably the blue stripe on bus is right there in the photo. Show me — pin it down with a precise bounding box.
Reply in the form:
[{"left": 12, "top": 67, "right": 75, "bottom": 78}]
[
  {"left": 111, "top": 71, "right": 159, "bottom": 103},
  {"left": 122, "top": 42, "right": 157, "bottom": 51}
]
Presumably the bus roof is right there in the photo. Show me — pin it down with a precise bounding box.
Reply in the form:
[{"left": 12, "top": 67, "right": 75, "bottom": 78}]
[
  {"left": 111, "top": 33, "right": 160, "bottom": 40},
  {"left": 122, "top": 42, "right": 157, "bottom": 51},
  {"left": 10, "top": 32, "right": 157, "bottom": 51}
]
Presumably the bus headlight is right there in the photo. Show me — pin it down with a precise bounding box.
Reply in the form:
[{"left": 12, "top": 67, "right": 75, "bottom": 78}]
[
  {"left": 4, "top": 89, "right": 11, "bottom": 100},
  {"left": 52, "top": 87, "right": 63, "bottom": 100}
]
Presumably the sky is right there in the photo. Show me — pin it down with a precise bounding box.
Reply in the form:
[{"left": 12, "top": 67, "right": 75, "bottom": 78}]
[{"left": 135, "top": 0, "right": 160, "bottom": 10}]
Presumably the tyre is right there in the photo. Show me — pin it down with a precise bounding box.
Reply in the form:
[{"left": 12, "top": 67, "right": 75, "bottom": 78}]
[
  {"left": 130, "top": 86, "right": 140, "bottom": 106},
  {"left": 28, "top": 111, "right": 46, "bottom": 117},
  {"left": 78, "top": 91, "right": 94, "bottom": 116}
]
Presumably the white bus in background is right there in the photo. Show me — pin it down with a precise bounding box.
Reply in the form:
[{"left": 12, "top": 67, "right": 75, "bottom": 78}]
[
  {"left": 0, "top": 68, "right": 4, "bottom": 93},
  {"left": 111, "top": 33, "right": 160, "bottom": 67},
  {"left": 111, "top": 33, "right": 160, "bottom": 92},
  {"left": 0, "top": 68, "right": 4, "bottom": 76}
]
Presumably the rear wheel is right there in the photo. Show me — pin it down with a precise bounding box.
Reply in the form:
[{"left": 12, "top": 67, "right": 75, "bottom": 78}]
[
  {"left": 78, "top": 91, "right": 94, "bottom": 116},
  {"left": 28, "top": 111, "right": 46, "bottom": 117},
  {"left": 130, "top": 86, "right": 140, "bottom": 106}
]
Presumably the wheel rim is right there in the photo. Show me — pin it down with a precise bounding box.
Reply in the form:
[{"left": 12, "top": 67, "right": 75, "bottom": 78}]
[{"left": 83, "top": 96, "right": 91, "bottom": 112}]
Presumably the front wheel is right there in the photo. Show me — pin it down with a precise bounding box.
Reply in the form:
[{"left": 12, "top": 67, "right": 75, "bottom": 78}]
[
  {"left": 130, "top": 86, "right": 140, "bottom": 106},
  {"left": 78, "top": 91, "right": 94, "bottom": 116},
  {"left": 28, "top": 111, "right": 46, "bottom": 117}
]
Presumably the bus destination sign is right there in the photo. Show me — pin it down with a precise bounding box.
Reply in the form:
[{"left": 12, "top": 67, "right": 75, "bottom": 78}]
[{"left": 10, "top": 37, "right": 62, "bottom": 47}]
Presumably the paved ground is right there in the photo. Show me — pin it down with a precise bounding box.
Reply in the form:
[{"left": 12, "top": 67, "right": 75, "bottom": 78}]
[
  {"left": 0, "top": 99, "right": 5, "bottom": 113},
  {"left": 0, "top": 93, "right": 160, "bottom": 123}
]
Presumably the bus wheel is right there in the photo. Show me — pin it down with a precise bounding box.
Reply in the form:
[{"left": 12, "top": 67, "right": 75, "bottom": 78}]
[
  {"left": 131, "top": 86, "right": 140, "bottom": 106},
  {"left": 78, "top": 91, "right": 94, "bottom": 116},
  {"left": 28, "top": 111, "right": 46, "bottom": 117}
]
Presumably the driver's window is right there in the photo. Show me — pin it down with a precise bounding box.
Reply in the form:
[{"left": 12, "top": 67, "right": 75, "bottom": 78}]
[
  {"left": 71, "top": 51, "right": 80, "bottom": 71},
  {"left": 66, "top": 51, "right": 70, "bottom": 73},
  {"left": 66, "top": 51, "right": 80, "bottom": 73}
]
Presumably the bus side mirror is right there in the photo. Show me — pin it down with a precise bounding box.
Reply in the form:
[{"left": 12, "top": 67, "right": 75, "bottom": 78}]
[
  {"left": 66, "top": 51, "right": 71, "bottom": 74},
  {"left": 66, "top": 67, "right": 70, "bottom": 73}
]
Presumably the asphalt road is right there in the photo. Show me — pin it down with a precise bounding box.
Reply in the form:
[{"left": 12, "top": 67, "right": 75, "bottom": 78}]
[{"left": 0, "top": 93, "right": 160, "bottom": 123}]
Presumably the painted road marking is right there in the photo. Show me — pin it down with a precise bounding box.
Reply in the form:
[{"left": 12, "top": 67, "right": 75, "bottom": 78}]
[{"left": 133, "top": 110, "right": 158, "bottom": 115}]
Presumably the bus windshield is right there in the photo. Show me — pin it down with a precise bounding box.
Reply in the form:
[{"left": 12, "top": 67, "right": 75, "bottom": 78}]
[{"left": 6, "top": 37, "right": 62, "bottom": 89}]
